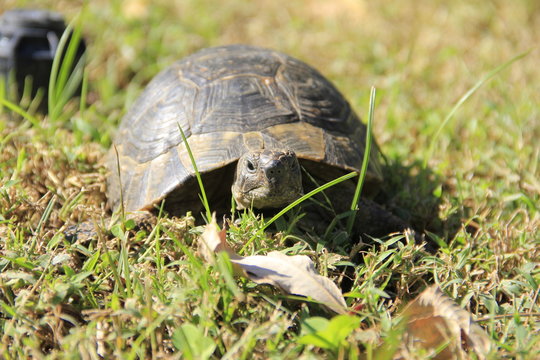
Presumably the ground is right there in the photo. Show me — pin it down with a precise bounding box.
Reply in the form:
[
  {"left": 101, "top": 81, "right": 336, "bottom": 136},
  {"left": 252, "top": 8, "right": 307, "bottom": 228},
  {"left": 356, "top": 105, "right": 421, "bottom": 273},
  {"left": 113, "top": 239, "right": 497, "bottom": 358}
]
[{"left": 0, "top": 0, "right": 539, "bottom": 358}]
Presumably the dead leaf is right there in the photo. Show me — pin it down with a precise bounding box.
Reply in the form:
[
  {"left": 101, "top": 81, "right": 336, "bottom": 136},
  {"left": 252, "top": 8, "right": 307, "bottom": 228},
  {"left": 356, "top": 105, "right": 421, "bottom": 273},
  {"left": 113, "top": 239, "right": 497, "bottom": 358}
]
[
  {"left": 395, "top": 285, "right": 492, "bottom": 360},
  {"left": 199, "top": 217, "right": 237, "bottom": 259},
  {"left": 199, "top": 216, "right": 245, "bottom": 277},
  {"left": 199, "top": 215, "right": 347, "bottom": 314},
  {"left": 233, "top": 251, "right": 347, "bottom": 314}
]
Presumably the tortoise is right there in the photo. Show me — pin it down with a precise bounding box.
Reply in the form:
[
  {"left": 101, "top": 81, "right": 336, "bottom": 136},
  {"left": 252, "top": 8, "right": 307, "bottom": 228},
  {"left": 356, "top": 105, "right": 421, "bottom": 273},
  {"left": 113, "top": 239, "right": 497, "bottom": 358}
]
[{"left": 105, "top": 44, "right": 408, "bottom": 237}]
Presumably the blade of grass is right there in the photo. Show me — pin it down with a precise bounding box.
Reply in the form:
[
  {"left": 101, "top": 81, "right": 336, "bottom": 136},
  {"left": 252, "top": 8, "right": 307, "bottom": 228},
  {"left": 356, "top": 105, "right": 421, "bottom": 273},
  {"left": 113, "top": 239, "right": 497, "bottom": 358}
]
[
  {"left": 100, "top": 228, "right": 126, "bottom": 297},
  {"left": 27, "top": 88, "right": 45, "bottom": 114},
  {"left": 0, "top": 98, "right": 41, "bottom": 128},
  {"left": 120, "top": 238, "right": 133, "bottom": 298},
  {"left": 48, "top": 16, "right": 86, "bottom": 123},
  {"left": 79, "top": 67, "right": 89, "bottom": 115},
  {"left": 113, "top": 145, "right": 126, "bottom": 221},
  {"left": 153, "top": 203, "right": 166, "bottom": 280},
  {"left": 48, "top": 23, "right": 72, "bottom": 117},
  {"left": 51, "top": 54, "right": 86, "bottom": 118},
  {"left": 21, "top": 76, "right": 34, "bottom": 107},
  {"left": 424, "top": 50, "right": 530, "bottom": 168},
  {"left": 240, "top": 171, "right": 358, "bottom": 254},
  {"left": 0, "top": 76, "right": 5, "bottom": 113},
  {"left": 59, "top": 191, "right": 85, "bottom": 220},
  {"left": 29, "top": 195, "right": 57, "bottom": 253},
  {"left": 53, "top": 23, "right": 84, "bottom": 101},
  {"left": 177, "top": 123, "right": 212, "bottom": 221},
  {"left": 346, "top": 86, "right": 376, "bottom": 234}
]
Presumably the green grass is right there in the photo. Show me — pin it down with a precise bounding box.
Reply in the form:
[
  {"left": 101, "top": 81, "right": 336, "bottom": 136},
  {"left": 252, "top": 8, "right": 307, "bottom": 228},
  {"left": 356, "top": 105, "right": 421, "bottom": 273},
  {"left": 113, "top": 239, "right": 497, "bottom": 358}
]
[{"left": 1, "top": 0, "right": 539, "bottom": 358}]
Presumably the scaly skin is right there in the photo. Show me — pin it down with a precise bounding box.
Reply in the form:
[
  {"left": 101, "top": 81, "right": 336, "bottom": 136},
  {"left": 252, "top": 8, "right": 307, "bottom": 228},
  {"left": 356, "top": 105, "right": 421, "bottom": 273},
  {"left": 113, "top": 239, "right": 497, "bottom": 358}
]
[{"left": 232, "top": 150, "right": 303, "bottom": 210}]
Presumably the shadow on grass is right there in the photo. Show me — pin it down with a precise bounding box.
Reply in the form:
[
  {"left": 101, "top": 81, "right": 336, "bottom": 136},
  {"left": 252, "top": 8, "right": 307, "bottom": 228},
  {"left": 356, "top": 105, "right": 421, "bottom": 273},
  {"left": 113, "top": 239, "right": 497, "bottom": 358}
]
[
  {"left": 288, "top": 156, "right": 463, "bottom": 258},
  {"left": 377, "top": 156, "right": 462, "bottom": 248}
]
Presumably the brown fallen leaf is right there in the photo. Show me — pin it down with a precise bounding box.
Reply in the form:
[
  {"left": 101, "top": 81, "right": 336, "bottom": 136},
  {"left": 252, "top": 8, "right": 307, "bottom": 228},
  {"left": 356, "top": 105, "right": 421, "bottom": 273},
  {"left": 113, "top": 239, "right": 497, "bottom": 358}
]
[
  {"left": 233, "top": 251, "right": 347, "bottom": 314},
  {"left": 199, "top": 217, "right": 238, "bottom": 260},
  {"left": 199, "top": 216, "right": 347, "bottom": 314},
  {"left": 394, "top": 285, "right": 492, "bottom": 360}
]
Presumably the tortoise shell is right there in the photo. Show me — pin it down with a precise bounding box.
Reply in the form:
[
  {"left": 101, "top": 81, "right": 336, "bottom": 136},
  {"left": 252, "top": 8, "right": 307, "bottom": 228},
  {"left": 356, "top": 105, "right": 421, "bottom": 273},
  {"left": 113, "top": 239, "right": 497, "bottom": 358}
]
[{"left": 106, "top": 44, "right": 382, "bottom": 214}]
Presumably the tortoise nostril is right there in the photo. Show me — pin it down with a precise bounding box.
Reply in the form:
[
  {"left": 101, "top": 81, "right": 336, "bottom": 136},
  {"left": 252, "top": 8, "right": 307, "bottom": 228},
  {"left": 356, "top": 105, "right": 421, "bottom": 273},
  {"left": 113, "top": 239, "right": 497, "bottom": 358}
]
[{"left": 264, "top": 160, "right": 285, "bottom": 179}]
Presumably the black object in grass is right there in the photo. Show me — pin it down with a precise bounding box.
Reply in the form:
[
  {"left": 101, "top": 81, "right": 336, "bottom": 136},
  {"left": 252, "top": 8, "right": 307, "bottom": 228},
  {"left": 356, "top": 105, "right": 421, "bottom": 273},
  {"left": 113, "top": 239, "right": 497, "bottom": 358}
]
[{"left": 0, "top": 8, "right": 86, "bottom": 111}]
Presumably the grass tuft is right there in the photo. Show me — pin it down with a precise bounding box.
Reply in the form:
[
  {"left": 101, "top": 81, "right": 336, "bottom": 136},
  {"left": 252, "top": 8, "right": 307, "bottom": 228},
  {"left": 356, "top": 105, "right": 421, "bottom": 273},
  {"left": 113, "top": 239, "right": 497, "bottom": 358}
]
[{"left": 48, "top": 16, "right": 87, "bottom": 124}]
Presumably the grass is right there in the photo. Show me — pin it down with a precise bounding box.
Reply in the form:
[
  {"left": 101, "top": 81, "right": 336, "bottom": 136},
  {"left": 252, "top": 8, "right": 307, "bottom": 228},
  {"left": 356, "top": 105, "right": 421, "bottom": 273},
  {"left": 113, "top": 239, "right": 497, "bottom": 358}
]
[
  {"left": 347, "top": 86, "right": 376, "bottom": 234},
  {"left": 1, "top": 0, "right": 539, "bottom": 358}
]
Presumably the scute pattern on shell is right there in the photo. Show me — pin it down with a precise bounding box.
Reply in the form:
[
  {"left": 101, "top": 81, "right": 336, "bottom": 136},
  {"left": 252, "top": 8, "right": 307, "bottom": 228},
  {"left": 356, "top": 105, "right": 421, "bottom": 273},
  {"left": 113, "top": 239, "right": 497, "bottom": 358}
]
[{"left": 106, "top": 44, "right": 382, "bottom": 213}]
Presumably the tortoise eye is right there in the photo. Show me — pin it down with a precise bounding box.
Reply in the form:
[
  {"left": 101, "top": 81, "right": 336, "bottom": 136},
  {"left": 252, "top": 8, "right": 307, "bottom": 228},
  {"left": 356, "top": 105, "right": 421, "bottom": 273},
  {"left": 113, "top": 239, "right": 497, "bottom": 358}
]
[{"left": 246, "top": 160, "right": 256, "bottom": 173}]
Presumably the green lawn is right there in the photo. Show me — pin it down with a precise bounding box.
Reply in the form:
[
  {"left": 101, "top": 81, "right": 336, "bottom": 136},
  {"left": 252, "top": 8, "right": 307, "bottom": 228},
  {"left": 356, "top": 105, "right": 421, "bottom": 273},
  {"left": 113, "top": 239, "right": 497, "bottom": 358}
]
[{"left": 1, "top": 0, "right": 539, "bottom": 358}]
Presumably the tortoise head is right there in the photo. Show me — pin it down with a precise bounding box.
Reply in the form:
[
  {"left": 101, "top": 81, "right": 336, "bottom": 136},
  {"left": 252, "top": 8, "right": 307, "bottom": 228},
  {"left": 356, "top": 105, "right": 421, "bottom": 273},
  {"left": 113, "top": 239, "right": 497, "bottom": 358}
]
[{"left": 232, "top": 149, "right": 303, "bottom": 209}]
